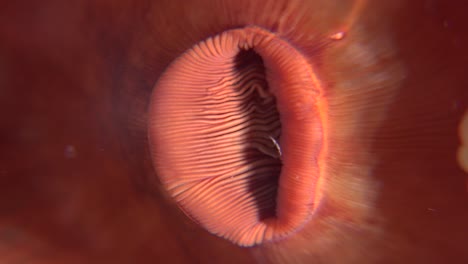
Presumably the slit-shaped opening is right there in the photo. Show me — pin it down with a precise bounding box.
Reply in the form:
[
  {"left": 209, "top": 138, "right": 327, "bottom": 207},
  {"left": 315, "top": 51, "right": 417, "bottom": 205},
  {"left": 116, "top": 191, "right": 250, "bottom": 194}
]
[{"left": 148, "top": 26, "right": 326, "bottom": 246}]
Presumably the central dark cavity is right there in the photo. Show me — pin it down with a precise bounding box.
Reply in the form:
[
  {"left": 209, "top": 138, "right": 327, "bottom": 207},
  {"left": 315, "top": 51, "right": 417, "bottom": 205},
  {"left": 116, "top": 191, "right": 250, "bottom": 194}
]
[{"left": 233, "top": 49, "right": 282, "bottom": 221}]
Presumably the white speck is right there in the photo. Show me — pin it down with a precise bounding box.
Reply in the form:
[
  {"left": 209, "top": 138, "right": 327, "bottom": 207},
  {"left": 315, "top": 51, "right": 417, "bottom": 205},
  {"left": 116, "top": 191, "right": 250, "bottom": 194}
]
[
  {"left": 330, "top": 31, "right": 345, "bottom": 40},
  {"left": 427, "top": 207, "right": 437, "bottom": 212},
  {"left": 269, "top": 136, "right": 282, "bottom": 158}
]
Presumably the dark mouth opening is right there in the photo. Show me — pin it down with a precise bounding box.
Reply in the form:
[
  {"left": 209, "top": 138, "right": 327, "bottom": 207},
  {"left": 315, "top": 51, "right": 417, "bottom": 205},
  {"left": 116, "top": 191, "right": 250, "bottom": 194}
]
[{"left": 234, "top": 48, "right": 282, "bottom": 221}]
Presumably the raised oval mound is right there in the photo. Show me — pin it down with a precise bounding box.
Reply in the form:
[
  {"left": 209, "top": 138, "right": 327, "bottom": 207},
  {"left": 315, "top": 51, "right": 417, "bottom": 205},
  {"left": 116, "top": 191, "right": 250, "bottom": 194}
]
[{"left": 148, "top": 26, "right": 327, "bottom": 246}]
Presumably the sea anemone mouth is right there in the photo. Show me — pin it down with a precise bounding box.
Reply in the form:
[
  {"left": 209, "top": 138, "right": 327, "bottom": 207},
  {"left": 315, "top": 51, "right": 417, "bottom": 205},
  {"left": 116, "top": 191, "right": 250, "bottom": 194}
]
[{"left": 148, "top": 25, "right": 327, "bottom": 246}]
